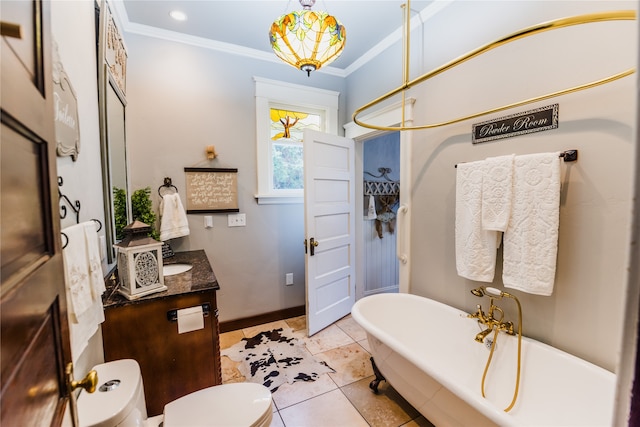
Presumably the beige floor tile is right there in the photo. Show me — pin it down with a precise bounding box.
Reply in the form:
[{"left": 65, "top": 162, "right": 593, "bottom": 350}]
[
  {"left": 358, "top": 338, "right": 371, "bottom": 353},
  {"left": 336, "top": 315, "right": 368, "bottom": 342},
  {"left": 243, "top": 320, "right": 291, "bottom": 338},
  {"left": 284, "top": 315, "right": 306, "bottom": 333},
  {"left": 271, "top": 372, "right": 338, "bottom": 409},
  {"left": 219, "top": 330, "right": 244, "bottom": 350},
  {"left": 279, "top": 389, "right": 369, "bottom": 427},
  {"left": 303, "top": 324, "right": 355, "bottom": 355},
  {"left": 269, "top": 411, "right": 286, "bottom": 427},
  {"left": 220, "top": 355, "right": 245, "bottom": 384},
  {"left": 315, "top": 342, "right": 374, "bottom": 387},
  {"left": 401, "top": 416, "right": 436, "bottom": 427},
  {"left": 341, "top": 375, "right": 421, "bottom": 427}
]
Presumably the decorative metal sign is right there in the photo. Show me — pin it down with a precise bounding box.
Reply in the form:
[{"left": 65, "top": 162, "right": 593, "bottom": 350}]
[
  {"left": 472, "top": 104, "right": 559, "bottom": 144},
  {"left": 52, "top": 41, "right": 80, "bottom": 161}
]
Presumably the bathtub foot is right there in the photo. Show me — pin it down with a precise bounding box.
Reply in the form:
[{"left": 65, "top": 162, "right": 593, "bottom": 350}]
[{"left": 369, "top": 357, "right": 386, "bottom": 394}]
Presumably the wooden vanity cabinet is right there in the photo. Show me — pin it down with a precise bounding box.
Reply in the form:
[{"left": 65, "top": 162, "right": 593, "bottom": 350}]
[{"left": 102, "top": 289, "right": 222, "bottom": 416}]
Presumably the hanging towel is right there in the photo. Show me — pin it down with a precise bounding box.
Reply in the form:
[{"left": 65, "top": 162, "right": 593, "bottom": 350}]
[
  {"left": 455, "top": 160, "right": 500, "bottom": 282},
  {"left": 62, "top": 223, "right": 94, "bottom": 320},
  {"left": 83, "top": 221, "right": 105, "bottom": 299},
  {"left": 62, "top": 221, "right": 106, "bottom": 362},
  {"left": 366, "top": 195, "right": 377, "bottom": 220},
  {"left": 160, "top": 193, "right": 190, "bottom": 241},
  {"left": 482, "top": 154, "right": 515, "bottom": 232},
  {"left": 503, "top": 152, "right": 561, "bottom": 296},
  {"left": 68, "top": 294, "right": 105, "bottom": 363}
]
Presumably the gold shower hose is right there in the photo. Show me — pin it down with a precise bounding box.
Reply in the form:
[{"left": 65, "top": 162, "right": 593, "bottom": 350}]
[{"left": 481, "top": 292, "right": 523, "bottom": 412}]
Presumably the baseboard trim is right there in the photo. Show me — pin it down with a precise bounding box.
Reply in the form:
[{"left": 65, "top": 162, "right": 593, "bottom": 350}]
[{"left": 219, "top": 305, "right": 306, "bottom": 333}]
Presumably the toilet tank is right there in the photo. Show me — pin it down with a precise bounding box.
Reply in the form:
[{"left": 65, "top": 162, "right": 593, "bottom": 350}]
[{"left": 77, "top": 359, "right": 148, "bottom": 427}]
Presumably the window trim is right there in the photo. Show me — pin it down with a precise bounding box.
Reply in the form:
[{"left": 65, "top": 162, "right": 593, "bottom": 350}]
[{"left": 254, "top": 77, "right": 339, "bottom": 205}]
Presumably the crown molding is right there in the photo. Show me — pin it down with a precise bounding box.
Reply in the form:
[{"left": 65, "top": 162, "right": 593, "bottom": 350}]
[{"left": 109, "top": 0, "right": 454, "bottom": 79}]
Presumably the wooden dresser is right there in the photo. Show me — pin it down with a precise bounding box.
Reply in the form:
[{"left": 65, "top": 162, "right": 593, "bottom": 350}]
[{"left": 101, "top": 250, "right": 221, "bottom": 416}]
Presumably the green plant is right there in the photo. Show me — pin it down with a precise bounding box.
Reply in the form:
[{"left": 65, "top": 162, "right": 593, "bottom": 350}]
[
  {"left": 113, "top": 187, "right": 127, "bottom": 240},
  {"left": 130, "top": 187, "right": 160, "bottom": 240}
]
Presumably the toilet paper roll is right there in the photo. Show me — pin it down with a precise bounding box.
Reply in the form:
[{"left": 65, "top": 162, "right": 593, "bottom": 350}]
[{"left": 177, "top": 306, "right": 204, "bottom": 334}]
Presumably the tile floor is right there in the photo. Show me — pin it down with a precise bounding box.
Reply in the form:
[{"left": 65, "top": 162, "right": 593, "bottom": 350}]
[{"left": 220, "top": 315, "right": 435, "bottom": 427}]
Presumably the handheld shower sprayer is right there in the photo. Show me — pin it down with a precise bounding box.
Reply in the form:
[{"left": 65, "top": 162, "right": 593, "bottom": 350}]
[
  {"left": 468, "top": 285, "right": 523, "bottom": 412},
  {"left": 470, "top": 286, "right": 515, "bottom": 300}
]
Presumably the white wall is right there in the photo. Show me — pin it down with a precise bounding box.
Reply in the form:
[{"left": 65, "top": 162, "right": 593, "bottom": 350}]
[
  {"left": 124, "top": 33, "right": 347, "bottom": 322},
  {"left": 348, "top": 0, "right": 638, "bottom": 373},
  {"left": 51, "top": 0, "right": 106, "bottom": 375}
]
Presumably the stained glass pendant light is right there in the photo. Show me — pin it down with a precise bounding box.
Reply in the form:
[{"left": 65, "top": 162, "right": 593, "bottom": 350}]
[{"left": 269, "top": 0, "right": 346, "bottom": 76}]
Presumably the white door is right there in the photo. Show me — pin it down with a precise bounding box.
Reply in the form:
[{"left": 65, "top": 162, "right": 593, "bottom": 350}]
[{"left": 304, "top": 129, "right": 356, "bottom": 336}]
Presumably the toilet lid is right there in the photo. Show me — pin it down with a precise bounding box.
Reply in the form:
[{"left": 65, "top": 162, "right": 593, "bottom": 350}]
[{"left": 163, "top": 383, "right": 272, "bottom": 427}]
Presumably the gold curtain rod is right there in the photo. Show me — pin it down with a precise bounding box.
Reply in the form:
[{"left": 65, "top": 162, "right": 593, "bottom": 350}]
[{"left": 353, "top": 9, "right": 637, "bottom": 132}]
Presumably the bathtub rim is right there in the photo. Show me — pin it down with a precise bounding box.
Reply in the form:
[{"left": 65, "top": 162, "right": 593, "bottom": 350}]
[{"left": 351, "top": 292, "right": 616, "bottom": 426}]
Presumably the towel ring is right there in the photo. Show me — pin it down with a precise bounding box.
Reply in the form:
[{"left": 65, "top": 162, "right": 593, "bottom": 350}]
[{"left": 158, "top": 177, "right": 179, "bottom": 198}]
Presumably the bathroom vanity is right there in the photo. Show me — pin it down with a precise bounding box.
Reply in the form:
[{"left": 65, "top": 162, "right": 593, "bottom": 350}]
[{"left": 102, "top": 250, "right": 221, "bottom": 416}]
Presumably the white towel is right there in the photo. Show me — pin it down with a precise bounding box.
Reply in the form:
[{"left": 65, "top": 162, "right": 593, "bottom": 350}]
[
  {"left": 62, "top": 223, "right": 94, "bottom": 320},
  {"left": 455, "top": 161, "right": 500, "bottom": 282},
  {"left": 366, "top": 195, "right": 377, "bottom": 220},
  {"left": 160, "top": 193, "right": 190, "bottom": 241},
  {"left": 503, "top": 152, "right": 561, "bottom": 296},
  {"left": 63, "top": 221, "right": 106, "bottom": 362},
  {"left": 482, "top": 154, "right": 515, "bottom": 232},
  {"left": 68, "top": 296, "right": 104, "bottom": 364},
  {"left": 83, "top": 222, "right": 105, "bottom": 299}
]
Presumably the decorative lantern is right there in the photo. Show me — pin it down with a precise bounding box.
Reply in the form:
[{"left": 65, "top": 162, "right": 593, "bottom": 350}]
[{"left": 114, "top": 220, "right": 166, "bottom": 300}]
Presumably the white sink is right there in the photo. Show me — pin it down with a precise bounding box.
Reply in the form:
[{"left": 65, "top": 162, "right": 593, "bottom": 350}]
[{"left": 163, "top": 263, "right": 193, "bottom": 276}]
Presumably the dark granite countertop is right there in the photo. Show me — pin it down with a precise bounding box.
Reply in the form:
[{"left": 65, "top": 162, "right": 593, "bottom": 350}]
[{"left": 103, "top": 249, "right": 219, "bottom": 309}]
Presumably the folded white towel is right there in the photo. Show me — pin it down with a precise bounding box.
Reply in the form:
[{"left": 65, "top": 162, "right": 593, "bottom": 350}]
[
  {"left": 63, "top": 221, "right": 106, "bottom": 362},
  {"left": 366, "top": 195, "right": 377, "bottom": 220},
  {"left": 503, "top": 152, "right": 561, "bottom": 296},
  {"left": 160, "top": 193, "right": 190, "bottom": 241},
  {"left": 455, "top": 160, "right": 500, "bottom": 282},
  {"left": 62, "top": 223, "right": 94, "bottom": 320},
  {"left": 83, "top": 221, "right": 105, "bottom": 299},
  {"left": 482, "top": 154, "right": 515, "bottom": 232},
  {"left": 68, "top": 296, "right": 105, "bottom": 363}
]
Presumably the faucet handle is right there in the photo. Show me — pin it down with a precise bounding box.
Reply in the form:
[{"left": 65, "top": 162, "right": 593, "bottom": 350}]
[
  {"left": 467, "top": 304, "right": 485, "bottom": 320},
  {"left": 499, "top": 321, "right": 515, "bottom": 335}
]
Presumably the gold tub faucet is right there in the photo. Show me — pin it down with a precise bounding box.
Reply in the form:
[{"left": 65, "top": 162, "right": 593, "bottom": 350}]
[{"left": 468, "top": 288, "right": 516, "bottom": 342}]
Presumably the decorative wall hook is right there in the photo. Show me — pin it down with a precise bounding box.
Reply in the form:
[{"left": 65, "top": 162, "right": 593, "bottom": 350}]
[{"left": 206, "top": 145, "right": 217, "bottom": 160}]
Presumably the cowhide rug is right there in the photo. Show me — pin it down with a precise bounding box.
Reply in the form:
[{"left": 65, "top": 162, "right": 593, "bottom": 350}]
[{"left": 221, "top": 328, "right": 334, "bottom": 393}]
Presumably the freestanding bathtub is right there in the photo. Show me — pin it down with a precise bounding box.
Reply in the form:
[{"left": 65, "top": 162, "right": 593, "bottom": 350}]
[{"left": 351, "top": 293, "right": 616, "bottom": 427}]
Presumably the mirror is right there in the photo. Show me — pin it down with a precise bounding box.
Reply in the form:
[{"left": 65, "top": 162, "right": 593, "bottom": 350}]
[{"left": 97, "top": 0, "right": 129, "bottom": 264}]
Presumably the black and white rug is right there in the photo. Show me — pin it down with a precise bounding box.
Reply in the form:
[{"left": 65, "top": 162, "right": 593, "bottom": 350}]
[{"left": 221, "top": 328, "right": 334, "bottom": 393}]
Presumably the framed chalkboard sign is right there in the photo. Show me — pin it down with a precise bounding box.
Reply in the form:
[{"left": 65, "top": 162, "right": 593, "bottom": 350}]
[{"left": 184, "top": 167, "right": 239, "bottom": 213}]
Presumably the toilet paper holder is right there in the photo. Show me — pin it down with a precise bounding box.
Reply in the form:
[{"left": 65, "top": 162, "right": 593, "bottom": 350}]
[{"left": 167, "top": 303, "right": 213, "bottom": 322}]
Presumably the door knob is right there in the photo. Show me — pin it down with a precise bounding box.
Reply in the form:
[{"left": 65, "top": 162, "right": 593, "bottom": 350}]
[
  {"left": 310, "top": 237, "right": 319, "bottom": 256},
  {"left": 66, "top": 362, "right": 98, "bottom": 394}
]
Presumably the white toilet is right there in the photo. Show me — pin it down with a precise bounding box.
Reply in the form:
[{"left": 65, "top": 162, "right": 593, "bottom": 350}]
[{"left": 77, "top": 359, "right": 272, "bottom": 427}]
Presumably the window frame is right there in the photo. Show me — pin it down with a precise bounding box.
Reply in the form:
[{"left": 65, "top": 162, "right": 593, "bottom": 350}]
[{"left": 254, "top": 77, "right": 339, "bottom": 205}]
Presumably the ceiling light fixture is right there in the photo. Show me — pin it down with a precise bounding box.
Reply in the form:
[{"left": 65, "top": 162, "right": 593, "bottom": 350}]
[
  {"left": 269, "top": 0, "right": 346, "bottom": 76},
  {"left": 169, "top": 10, "right": 187, "bottom": 21}
]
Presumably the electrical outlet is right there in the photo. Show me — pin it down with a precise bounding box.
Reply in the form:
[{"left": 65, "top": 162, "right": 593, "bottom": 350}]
[
  {"left": 227, "top": 213, "right": 246, "bottom": 227},
  {"left": 285, "top": 273, "right": 293, "bottom": 286},
  {"left": 204, "top": 216, "right": 213, "bottom": 229}
]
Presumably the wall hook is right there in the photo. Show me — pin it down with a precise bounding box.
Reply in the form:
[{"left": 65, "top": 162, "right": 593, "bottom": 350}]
[{"left": 206, "top": 145, "right": 217, "bottom": 160}]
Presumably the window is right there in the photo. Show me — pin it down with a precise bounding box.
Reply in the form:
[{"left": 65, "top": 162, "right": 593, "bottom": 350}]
[{"left": 254, "top": 77, "right": 339, "bottom": 204}]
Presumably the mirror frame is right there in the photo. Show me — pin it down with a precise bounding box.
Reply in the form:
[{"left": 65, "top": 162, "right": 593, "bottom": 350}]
[{"left": 97, "top": 0, "right": 129, "bottom": 264}]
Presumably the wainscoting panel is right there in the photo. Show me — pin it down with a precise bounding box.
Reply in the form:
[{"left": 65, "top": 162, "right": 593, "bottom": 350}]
[{"left": 363, "top": 219, "right": 399, "bottom": 295}]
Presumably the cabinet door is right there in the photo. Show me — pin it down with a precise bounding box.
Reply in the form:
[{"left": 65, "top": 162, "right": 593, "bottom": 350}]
[{"left": 102, "top": 291, "right": 220, "bottom": 416}]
